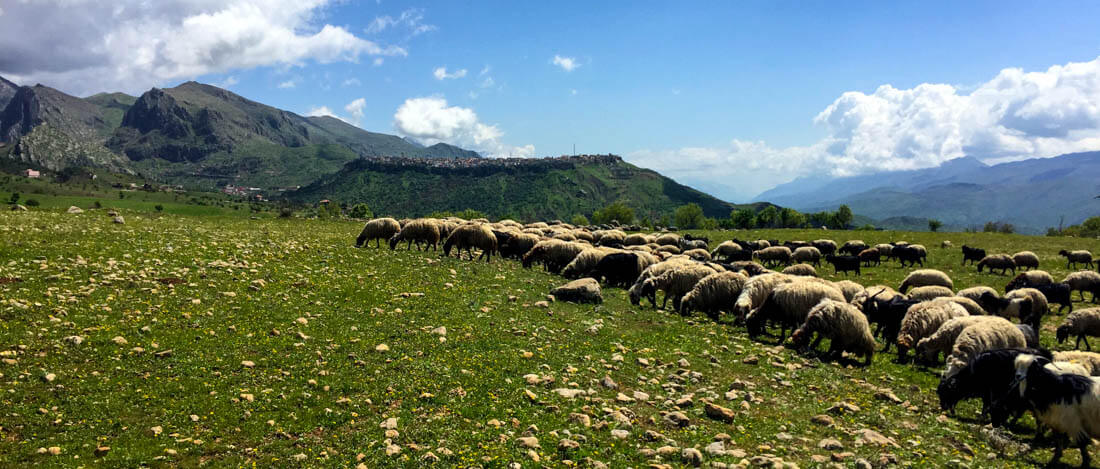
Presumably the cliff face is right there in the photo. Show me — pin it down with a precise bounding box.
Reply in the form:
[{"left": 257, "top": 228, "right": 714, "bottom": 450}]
[{"left": 0, "top": 85, "right": 108, "bottom": 144}]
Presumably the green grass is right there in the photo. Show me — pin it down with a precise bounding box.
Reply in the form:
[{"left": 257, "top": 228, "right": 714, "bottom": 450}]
[{"left": 2, "top": 214, "right": 1100, "bottom": 468}]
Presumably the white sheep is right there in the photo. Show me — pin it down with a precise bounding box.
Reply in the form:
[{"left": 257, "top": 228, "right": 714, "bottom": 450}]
[
  {"left": 627, "top": 257, "right": 695, "bottom": 306},
  {"left": 682, "top": 248, "right": 712, "bottom": 262},
  {"left": 732, "top": 273, "right": 795, "bottom": 319},
  {"left": 522, "top": 240, "right": 587, "bottom": 274},
  {"left": 957, "top": 286, "right": 998, "bottom": 303},
  {"left": 832, "top": 280, "right": 865, "bottom": 303},
  {"left": 1053, "top": 350, "right": 1100, "bottom": 376},
  {"left": 1005, "top": 287, "right": 1049, "bottom": 325},
  {"left": 1057, "top": 308, "right": 1100, "bottom": 351},
  {"left": 942, "top": 320, "right": 1026, "bottom": 377},
  {"left": 623, "top": 233, "right": 649, "bottom": 246},
  {"left": 443, "top": 223, "right": 498, "bottom": 262},
  {"left": 1012, "top": 251, "right": 1041, "bottom": 271},
  {"left": 355, "top": 217, "right": 401, "bottom": 248},
  {"left": 1004, "top": 270, "right": 1055, "bottom": 293},
  {"left": 898, "top": 269, "right": 954, "bottom": 293},
  {"left": 561, "top": 247, "right": 618, "bottom": 279},
  {"left": 781, "top": 263, "right": 817, "bottom": 277},
  {"left": 754, "top": 246, "right": 792, "bottom": 267},
  {"left": 710, "top": 240, "right": 743, "bottom": 261},
  {"left": 789, "top": 299, "right": 875, "bottom": 366},
  {"left": 931, "top": 296, "right": 987, "bottom": 316},
  {"left": 655, "top": 233, "right": 681, "bottom": 246},
  {"left": 791, "top": 246, "right": 822, "bottom": 266},
  {"left": 1060, "top": 249, "right": 1095, "bottom": 270},
  {"left": 1012, "top": 353, "right": 1100, "bottom": 468},
  {"left": 896, "top": 300, "right": 969, "bottom": 361},
  {"left": 550, "top": 278, "right": 603, "bottom": 304},
  {"left": 641, "top": 263, "right": 718, "bottom": 310},
  {"left": 388, "top": 218, "right": 442, "bottom": 251},
  {"left": 679, "top": 271, "right": 749, "bottom": 320},
  {"left": 907, "top": 285, "right": 955, "bottom": 302},
  {"left": 1064, "top": 271, "right": 1100, "bottom": 302},
  {"left": 915, "top": 315, "right": 1005, "bottom": 363},
  {"left": 746, "top": 280, "right": 845, "bottom": 341},
  {"left": 977, "top": 254, "right": 1017, "bottom": 275}
]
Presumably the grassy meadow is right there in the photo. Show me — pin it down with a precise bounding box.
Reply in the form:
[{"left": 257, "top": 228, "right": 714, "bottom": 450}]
[{"left": 2, "top": 207, "right": 1100, "bottom": 468}]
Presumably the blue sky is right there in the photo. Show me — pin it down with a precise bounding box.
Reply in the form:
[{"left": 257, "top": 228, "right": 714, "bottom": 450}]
[{"left": 3, "top": 1, "right": 1100, "bottom": 201}]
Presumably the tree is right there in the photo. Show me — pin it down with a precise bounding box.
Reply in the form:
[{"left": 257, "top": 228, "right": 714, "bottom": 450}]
[
  {"left": 673, "top": 203, "right": 705, "bottom": 229},
  {"left": 154, "top": 204, "right": 164, "bottom": 212},
  {"left": 571, "top": 214, "right": 590, "bottom": 226},
  {"left": 730, "top": 209, "right": 755, "bottom": 229},
  {"left": 756, "top": 206, "right": 779, "bottom": 228},
  {"left": 348, "top": 203, "right": 372, "bottom": 219},
  {"left": 928, "top": 219, "right": 943, "bottom": 232},
  {"left": 779, "top": 207, "right": 806, "bottom": 228},
  {"left": 118, "top": 191, "right": 125, "bottom": 200},
  {"left": 835, "top": 205, "right": 853, "bottom": 229},
  {"left": 592, "top": 200, "right": 635, "bottom": 225},
  {"left": 700, "top": 217, "right": 719, "bottom": 230},
  {"left": 8, "top": 193, "right": 18, "bottom": 205}
]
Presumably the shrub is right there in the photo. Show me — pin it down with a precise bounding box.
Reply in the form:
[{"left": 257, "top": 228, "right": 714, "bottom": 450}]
[
  {"left": 24, "top": 199, "right": 39, "bottom": 207},
  {"left": 348, "top": 203, "right": 372, "bottom": 219},
  {"left": 592, "top": 201, "right": 635, "bottom": 225},
  {"left": 155, "top": 204, "right": 164, "bottom": 212},
  {"left": 571, "top": 214, "right": 589, "bottom": 226},
  {"left": 673, "top": 203, "right": 705, "bottom": 229},
  {"left": 928, "top": 219, "right": 943, "bottom": 232}
]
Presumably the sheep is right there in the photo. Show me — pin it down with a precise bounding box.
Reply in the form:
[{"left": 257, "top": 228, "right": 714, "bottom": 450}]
[
  {"left": 1060, "top": 249, "right": 1095, "bottom": 270},
  {"left": 977, "top": 254, "right": 1016, "bottom": 275},
  {"left": 1005, "top": 288, "right": 1049, "bottom": 331},
  {"left": 754, "top": 246, "right": 792, "bottom": 267},
  {"left": 1064, "top": 271, "right": 1100, "bottom": 302},
  {"left": 1011, "top": 251, "right": 1040, "bottom": 271},
  {"left": 443, "top": 223, "right": 498, "bottom": 262},
  {"left": 958, "top": 286, "right": 999, "bottom": 303},
  {"left": 874, "top": 243, "right": 895, "bottom": 259},
  {"left": 499, "top": 232, "right": 541, "bottom": 260},
  {"left": 711, "top": 241, "right": 752, "bottom": 262},
  {"left": 936, "top": 347, "right": 1052, "bottom": 417},
  {"left": 932, "top": 296, "right": 987, "bottom": 316},
  {"left": 522, "top": 240, "right": 586, "bottom": 274},
  {"left": 1034, "top": 282, "right": 1075, "bottom": 314},
  {"left": 355, "top": 217, "right": 401, "bottom": 248},
  {"left": 781, "top": 264, "right": 817, "bottom": 277},
  {"left": 751, "top": 239, "right": 771, "bottom": 250},
  {"left": 811, "top": 239, "right": 837, "bottom": 256},
  {"left": 1057, "top": 309, "right": 1100, "bottom": 351},
  {"left": 682, "top": 248, "right": 712, "bottom": 262},
  {"left": 591, "top": 252, "right": 649, "bottom": 288},
  {"left": 572, "top": 230, "right": 595, "bottom": 243},
  {"left": 746, "top": 281, "right": 845, "bottom": 342},
  {"left": 907, "top": 285, "right": 955, "bottom": 302},
  {"left": 731, "top": 273, "right": 795, "bottom": 320},
  {"left": 1004, "top": 270, "right": 1055, "bottom": 293},
  {"left": 856, "top": 248, "right": 880, "bottom": 267},
  {"left": 915, "top": 316, "right": 1006, "bottom": 364},
  {"left": 862, "top": 291, "right": 919, "bottom": 350},
  {"left": 896, "top": 301, "right": 970, "bottom": 362},
  {"left": 1011, "top": 353, "right": 1100, "bottom": 468},
  {"left": 838, "top": 240, "right": 868, "bottom": 256},
  {"left": 553, "top": 232, "right": 577, "bottom": 242},
  {"left": 891, "top": 245, "right": 924, "bottom": 267},
  {"left": 942, "top": 320, "right": 1027, "bottom": 378},
  {"left": 791, "top": 246, "right": 822, "bottom": 266},
  {"left": 561, "top": 247, "right": 618, "bottom": 279},
  {"left": 942, "top": 240, "right": 953, "bottom": 249},
  {"left": 898, "top": 269, "right": 954, "bottom": 293},
  {"left": 789, "top": 299, "right": 875, "bottom": 366},
  {"left": 639, "top": 263, "right": 718, "bottom": 310},
  {"left": 656, "top": 245, "right": 682, "bottom": 255},
  {"left": 680, "top": 239, "right": 708, "bottom": 252},
  {"left": 679, "top": 271, "right": 749, "bottom": 320},
  {"left": 623, "top": 233, "right": 649, "bottom": 246},
  {"left": 851, "top": 285, "right": 900, "bottom": 310},
  {"left": 550, "top": 278, "right": 603, "bottom": 304},
  {"left": 655, "top": 233, "right": 681, "bottom": 246},
  {"left": 627, "top": 257, "right": 695, "bottom": 306},
  {"left": 832, "top": 280, "right": 865, "bottom": 303},
  {"left": 909, "top": 244, "right": 929, "bottom": 261},
  {"left": 388, "top": 219, "right": 442, "bottom": 251},
  {"left": 824, "top": 254, "right": 860, "bottom": 276},
  {"left": 1053, "top": 351, "right": 1100, "bottom": 376},
  {"left": 961, "top": 245, "right": 986, "bottom": 266}
]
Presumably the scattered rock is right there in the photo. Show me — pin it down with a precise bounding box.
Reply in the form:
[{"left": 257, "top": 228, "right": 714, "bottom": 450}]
[
  {"left": 241, "top": 360, "right": 255, "bottom": 368},
  {"left": 663, "top": 411, "right": 690, "bottom": 428},
  {"left": 375, "top": 344, "right": 390, "bottom": 352},
  {"left": 66, "top": 206, "right": 83, "bottom": 214},
  {"left": 385, "top": 445, "right": 401, "bottom": 456},
  {"left": 600, "top": 375, "right": 618, "bottom": 389},
  {"left": 705, "top": 441, "right": 726, "bottom": 456},
  {"left": 113, "top": 216, "right": 125, "bottom": 224},
  {"left": 827, "top": 402, "right": 861, "bottom": 414},
  {"left": 516, "top": 436, "right": 540, "bottom": 449},
  {"left": 610, "top": 429, "right": 630, "bottom": 439},
  {"left": 94, "top": 446, "right": 111, "bottom": 457},
  {"left": 558, "top": 439, "right": 580, "bottom": 451},
  {"left": 380, "top": 417, "right": 398, "bottom": 430},
  {"left": 682, "top": 447, "right": 704, "bottom": 466},
  {"left": 875, "top": 390, "right": 903, "bottom": 404},
  {"left": 111, "top": 336, "right": 128, "bottom": 346},
  {"left": 818, "top": 438, "right": 844, "bottom": 450},
  {"left": 855, "top": 428, "right": 900, "bottom": 448},
  {"left": 704, "top": 401, "right": 736, "bottom": 423},
  {"left": 811, "top": 414, "right": 835, "bottom": 426},
  {"left": 554, "top": 388, "right": 585, "bottom": 399},
  {"left": 47, "top": 446, "right": 62, "bottom": 456}
]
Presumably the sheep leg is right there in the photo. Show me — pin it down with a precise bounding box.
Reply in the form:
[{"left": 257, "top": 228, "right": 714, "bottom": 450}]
[
  {"left": 809, "top": 334, "right": 824, "bottom": 353},
  {"left": 1079, "top": 439, "right": 1091, "bottom": 469},
  {"left": 1048, "top": 436, "right": 1065, "bottom": 467}
]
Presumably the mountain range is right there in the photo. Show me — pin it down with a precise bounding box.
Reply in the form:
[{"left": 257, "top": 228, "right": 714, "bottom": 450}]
[{"left": 754, "top": 153, "right": 1100, "bottom": 233}]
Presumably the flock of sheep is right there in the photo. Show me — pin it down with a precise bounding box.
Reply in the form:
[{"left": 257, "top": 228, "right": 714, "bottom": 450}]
[{"left": 356, "top": 216, "right": 1100, "bottom": 467}]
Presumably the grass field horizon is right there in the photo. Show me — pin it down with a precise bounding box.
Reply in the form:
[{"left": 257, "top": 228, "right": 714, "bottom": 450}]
[{"left": 3, "top": 208, "right": 1100, "bottom": 468}]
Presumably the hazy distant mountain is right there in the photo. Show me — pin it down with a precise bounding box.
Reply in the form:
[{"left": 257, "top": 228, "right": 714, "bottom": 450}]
[
  {"left": 0, "top": 76, "right": 18, "bottom": 112},
  {"left": 755, "top": 152, "right": 1100, "bottom": 234}
]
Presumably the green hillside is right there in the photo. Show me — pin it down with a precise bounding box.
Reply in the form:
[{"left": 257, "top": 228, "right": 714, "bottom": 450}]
[{"left": 290, "top": 154, "right": 764, "bottom": 220}]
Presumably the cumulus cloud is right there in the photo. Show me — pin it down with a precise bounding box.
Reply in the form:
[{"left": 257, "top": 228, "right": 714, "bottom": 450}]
[
  {"left": 219, "top": 76, "right": 240, "bottom": 88},
  {"left": 344, "top": 98, "right": 366, "bottom": 123},
  {"left": 551, "top": 55, "right": 579, "bottom": 72},
  {"left": 305, "top": 105, "right": 339, "bottom": 119},
  {"left": 277, "top": 79, "right": 297, "bottom": 89},
  {"left": 628, "top": 56, "right": 1100, "bottom": 201},
  {"left": 433, "top": 66, "right": 467, "bottom": 80},
  {"left": 394, "top": 97, "right": 535, "bottom": 158},
  {"left": 0, "top": 0, "right": 407, "bottom": 95}
]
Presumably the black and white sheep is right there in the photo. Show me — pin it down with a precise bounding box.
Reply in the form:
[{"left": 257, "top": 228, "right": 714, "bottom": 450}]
[
  {"left": 789, "top": 299, "right": 875, "bottom": 366},
  {"left": 958, "top": 286, "right": 998, "bottom": 303},
  {"left": 679, "top": 271, "right": 748, "bottom": 320},
  {"left": 781, "top": 263, "right": 817, "bottom": 277},
  {"left": 550, "top": 278, "right": 603, "bottom": 304},
  {"left": 791, "top": 246, "right": 822, "bottom": 266},
  {"left": 498, "top": 232, "right": 541, "bottom": 260},
  {"left": 592, "top": 252, "right": 654, "bottom": 288},
  {"left": 1057, "top": 308, "right": 1100, "bottom": 351},
  {"left": 979, "top": 291, "right": 1036, "bottom": 329},
  {"left": 388, "top": 218, "right": 442, "bottom": 251},
  {"left": 640, "top": 263, "right": 718, "bottom": 310},
  {"left": 824, "top": 254, "right": 860, "bottom": 276},
  {"left": 1012, "top": 251, "right": 1040, "bottom": 271},
  {"left": 754, "top": 246, "right": 793, "bottom": 267},
  {"left": 1004, "top": 270, "right": 1055, "bottom": 293},
  {"left": 1064, "top": 271, "right": 1100, "bottom": 302},
  {"left": 746, "top": 281, "right": 845, "bottom": 341},
  {"left": 355, "top": 217, "right": 401, "bottom": 248},
  {"left": 977, "top": 254, "right": 1016, "bottom": 275},
  {"left": 812, "top": 239, "right": 837, "bottom": 256},
  {"left": 898, "top": 269, "right": 954, "bottom": 293},
  {"left": 1060, "top": 249, "right": 1095, "bottom": 270},
  {"left": 961, "top": 245, "right": 986, "bottom": 266},
  {"left": 838, "top": 240, "right": 868, "bottom": 256},
  {"left": 1005, "top": 287, "right": 1049, "bottom": 331},
  {"left": 942, "top": 320, "right": 1027, "bottom": 378},
  {"left": 1053, "top": 351, "right": 1100, "bottom": 376},
  {"left": 936, "top": 347, "right": 1050, "bottom": 417},
  {"left": 861, "top": 290, "right": 919, "bottom": 351},
  {"left": 896, "top": 301, "right": 970, "bottom": 362},
  {"left": 907, "top": 285, "right": 955, "bottom": 302},
  {"left": 1011, "top": 353, "right": 1100, "bottom": 468}
]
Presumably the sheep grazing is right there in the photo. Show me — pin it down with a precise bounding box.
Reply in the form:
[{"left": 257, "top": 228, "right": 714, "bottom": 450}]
[
  {"left": 522, "top": 240, "right": 586, "bottom": 274},
  {"left": 898, "top": 269, "right": 954, "bottom": 293},
  {"left": 824, "top": 254, "right": 860, "bottom": 276},
  {"left": 655, "top": 233, "right": 681, "bottom": 246},
  {"left": 623, "top": 233, "right": 649, "bottom": 246},
  {"left": 1005, "top": 287, "right": 1049, "bottom": 331},
  {"left": 682, "top": 248, "right": 712, "bottom": 262},
  {"left": 811, "top": 239, "right": 837, "bottom": 256},
  {"left": 942, "top": 320, "right": 1027, "bottom": 378},
  {"left": 1064, "top": 271, "right": 1100, "bottom": 302},
  {"left": 711, "top": 241, "right": 750, "bottom": 262},
  {"left": 388, "top": 219, "right": 442, "bottom": 251},
  {"left": 957, "top": 286, "right": 998, "bottom": 303},
  {"left": 1011, "top": 251, "right": 1040, "bottom": 271},
  {"left": 907, "top": 285, "right": 955, "bottom": 302},
  {"left": 936, "top": 347, "right": 1051, "bottom": 417},
  {"left": 591, "top": 252, "right": 649, "bottom": 288},
  {"left": 1004, "top": 270, "right": 1055, "bottom": 293},
  {"left": 977, "top": 254, "right": 1016, "bottom": 275},
  {"left": 752, "top": 239, "right": 771, "bottom": 250},
  {"left": 1060, "top": 249, "right": 1096, "bottom": 270},
  {"left": 1012, "top": 353, "right": 1100, "bottom": 468},
  {"left": 832, "top": 280, "right": 865, "bottom": 303},
  {"left": 915, "top": 316, "right": 1006, "bottom": 364},
  {"left": 627, "top": 258, "right": 694, "bottom": 306},
  {"left": 680, "top": 239, "right": 708, "bottom": 252},
  {"left": 790, "top": 246, "right": 822, "bottom": 266},
  {"left": 979, "top": 292, "right": 1035, "bottom": 326},
  {"left": 754, "top": 246, "right": 792, "bottom": 268},
  {"left": 727, "top": 261, "right": 768, "bottom": 277},
  {"left": 1035, "top": 282, "right": 1075, "bottom": 314},
  {"left": 896, "top": 301, "right": 969, "bottom": 362},
  {"left": 679, "top": 271, "right": 749, "bottom": 320},
  {"left": 550, "top": 278, "right": 603, "bottom": 304},
  {"left": 851, "top": 285, "right": 901, "bottom": 311},
  {"left": 355, "top": 217, "right": 401, "bottom": 248},
  {"left": 561, "top": 247, "right": 617, "bottom": 279},
  {"left": 838, "top": 240, "right": 868, "bottom": 256},
  {"left": 961, "top": 245, "right": 986, "bottom": 266},
  {"left": 732, "top": 273, "right": 794, "bottom": 319},
  {"left": 656, "top": 245, "right": 682, "bottom": 255},
  {"left": 931, "top": 296, "right": 987, "bottom": 316},
  {"left": 498, "top": 232, "right": 541, "bottom": 260},
  {"left": 1057, "top": 308, "right": 1100, "bottom": 351},
  {"left": 861, "top": 290, "right": 918, "bottom": 350},
  {"left": 942, "top": 240, "right": 953, "bottom": 249},
  {"left": 789, "top": 299, "right": 875, "bottom": 366},
  {"left": 442, "top": 223, "right": 498, "bottom": 262},
  {"left": 856, "top": 248, "right": 880, "bottom": 267},
  {"left": 1053, "top": 351, "right": 1100, "bottom": 376},
  {"left": 746, "top": 281, "right": 845, "bottom": 341},
  {"left": 781, "top": 263, "right": 817, "bottom": 277},
  {"left": 640, "top": 264, "right": 717, "bottom": 311},
  {"left": 893, "top": 245, "right": 925, "bottom": 267}
]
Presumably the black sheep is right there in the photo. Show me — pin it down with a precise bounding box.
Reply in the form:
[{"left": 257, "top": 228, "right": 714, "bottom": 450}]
[
  {"left": 937, "top": 347, "right": 1051, "bottom": 421},
  {"left": 1034, "top": 282, "right": 1074, "bottom": 314},
  {"left": 892, "top": 245, "right": 924, "bottom": 267},
  {"left": 591, "top": 252, "right": 642, "bottom": 288},
  {"left": 961, "top": 245, "right": 986, "bottom": 266},
  {"left": 862, "top": 291, "right": 918, "bottom": 351},
  {"left": 825, "top": 254, "right": 860, "bottom": 276}
]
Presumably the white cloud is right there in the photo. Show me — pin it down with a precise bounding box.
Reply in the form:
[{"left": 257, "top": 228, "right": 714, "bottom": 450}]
[
  {"left": 433, "top": 66, "right": 467, "bottom": 80},
  {"left": 373, "top": 58, "right": 384, "bottom": 67},
  {"left": 394, "top": 96, "right": 535, "bottom": 158},
  {"left": 342, "top": 78, "right": 361, "bottom": 87},
  {"left": 219, "top": 76, "right": 239, "bottom": 88},
  {"left": 570, "top": 89, "right": 577, "bottom": 96},
  {"left": 344, "top": 97, "right": 366, "bottom": 123},
  {"left": 277, "top": 79, "right": 297, "bottom": 89},
  {"left": 0, "top": 0, "right": 407, "bottom": 95},
  {"left": 552, "top": 55, "right": 579, "bottom": 72},
  {"left": 629, "top": 56, "right": 1100, "bottom": 201},
  {"left": 305, "top": 105, "right": 339, "bottom": 119},
  {"left": 365, "top": 8, "right": 436, "bottom": 36}
]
